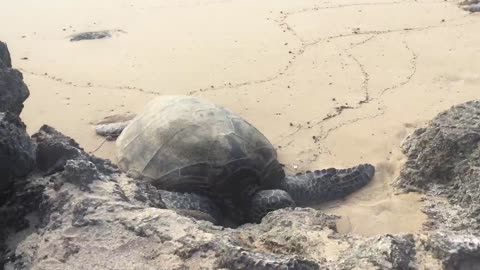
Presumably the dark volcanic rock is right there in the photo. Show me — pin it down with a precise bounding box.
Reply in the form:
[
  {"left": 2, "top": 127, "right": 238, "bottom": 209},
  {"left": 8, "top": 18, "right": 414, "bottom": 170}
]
[
  {"left": 62, "top": 159, "right": 100, "bottom": 190},
  {"left": 2, "top": 122, "right": 480, "bottom": 269},
  {"left": 0, "top": 112, "right": 37, "bottom": 268},
  {"left": 32, "top": 125, "right": 88, "bottom": 175},
  {"left": 398, "top": 100, "right": 480, "bottom": 231},
  {"left": 426, "top": 232, "right": 480, "bottom": 270},
  {"left": 0, "top": 41, "right": 12, "bottom": 68},
  {"left": 460, "top": 0, "right": 480, "bottom": 12},
  {"left": 69, "top": 30, "right": 125, "bottom": 42},
  {"left": 70, "top": 30, "right": 111, "bottom": 41},
  {"left": 0, "top": 65, "right": 30, "bottom": 115},
  {"left": 1, "top": 39, "right": 480, "bottom": 268},
  {"left": 0, "top": 112, "right": 35, "bottom": 196},
  {"left": 0, "top": 41, "right": 29, "bottom": 115},
  {"left": 32, "top": 125, "right": 117, "bottom": 176}
]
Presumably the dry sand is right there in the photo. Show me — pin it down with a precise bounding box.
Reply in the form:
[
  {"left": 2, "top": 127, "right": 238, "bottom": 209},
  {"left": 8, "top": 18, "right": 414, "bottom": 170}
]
[{"left": 1, "top": 0, "right": 479, "bottom": 236}]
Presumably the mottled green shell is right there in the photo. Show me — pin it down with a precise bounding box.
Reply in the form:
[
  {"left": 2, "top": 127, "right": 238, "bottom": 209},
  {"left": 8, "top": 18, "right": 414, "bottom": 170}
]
[{"left": 116, "top": 96, "right": 284, "bottom": 199}]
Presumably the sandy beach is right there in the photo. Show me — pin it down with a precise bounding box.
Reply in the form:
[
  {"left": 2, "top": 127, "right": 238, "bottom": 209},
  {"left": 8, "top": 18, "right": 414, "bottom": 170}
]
[{"left": 1, "top": 0, "right": 479, "bottom": 236}]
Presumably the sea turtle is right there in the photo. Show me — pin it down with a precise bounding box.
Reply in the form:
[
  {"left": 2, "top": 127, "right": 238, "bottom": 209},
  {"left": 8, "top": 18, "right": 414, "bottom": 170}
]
[{"left": 98, "top": 95, "right": 375, "bottom": 225}]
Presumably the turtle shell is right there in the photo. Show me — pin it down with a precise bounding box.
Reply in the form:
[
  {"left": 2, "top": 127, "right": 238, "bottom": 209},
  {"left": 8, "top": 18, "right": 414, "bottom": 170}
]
[{"left": 116, "top": 96, "right": 284, "bottom": 202}]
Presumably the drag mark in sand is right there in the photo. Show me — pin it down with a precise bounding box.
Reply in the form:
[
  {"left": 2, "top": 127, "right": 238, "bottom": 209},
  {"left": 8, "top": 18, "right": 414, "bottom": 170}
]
[
  {"left": 17, "top": 1, "right": 473, "bottom": 160},
  {"left": 188, "top": 1, "right": 470, "bottom": 165},
  {"left": 187, "top": 1, "right": 466, "bottom": 104},
  {"left": 278, "top": 34, "right": 418, "bottom": 162},
  {"left": 379, "top": 38, "right": 418, "bottom": 97},
  {"left": 19, "top": 69, "right": 162, "bottom": 97}
]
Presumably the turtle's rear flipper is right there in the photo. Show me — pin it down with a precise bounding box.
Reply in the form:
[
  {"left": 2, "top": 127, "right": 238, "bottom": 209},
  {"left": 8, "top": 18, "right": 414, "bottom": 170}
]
[
  {"left": 282, "top": 164, "right": 375, "bottom": 205},
  {"left": 158, "top": 190, "right": 222, "bottom": 225}
]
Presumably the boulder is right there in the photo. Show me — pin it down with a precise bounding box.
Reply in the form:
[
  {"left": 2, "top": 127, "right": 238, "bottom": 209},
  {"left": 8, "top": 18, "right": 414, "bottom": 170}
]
[
  {"left": 2, "top": 38, "right": 480, "bottom": 269},
  {"left": 0, "top": 112, "right": 35, "bottom": 198},
  {"left": 399, "top": 100, "right": 480, "bottom": 231},
  {"left": 1, "top": 126, "right": 480, "bottom": 269},
  {"left": 0, "top": 41, "right": 12, "bottom": 68},
  {"left": 0, "top": 41, "right": 29, "bottom": 115}
]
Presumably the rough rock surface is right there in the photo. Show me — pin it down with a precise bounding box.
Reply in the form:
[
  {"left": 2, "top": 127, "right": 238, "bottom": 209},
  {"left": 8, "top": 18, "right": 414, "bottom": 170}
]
[
  {"left": 32, "top": 125, "right": 117, "bottom": 176},
  {"left": 1, "top": 135, "right": 324, "bottom": 269},
  {"left": 0, "top": 42, "right": 29, "bottom": 115},
  {"left": 425, "top": 232, "right": 480, "bottom": 269},
  {"left": 0, "top": 41, "right": 12, "bottom": 68},
  {"left": 0, "top": 112, "right": 35, "bottom": 195},
  {"left": 0, "top": 126, "right": 478, "bottom": 269},
  {"left": 399, "top": 100, "right": 480, "bottom": 232},
  {"left": 2, "top": 41, "right": 480, "bottom": 269},
  {"left": 460, "top": 0, "right": 480, "bottom": 12}
]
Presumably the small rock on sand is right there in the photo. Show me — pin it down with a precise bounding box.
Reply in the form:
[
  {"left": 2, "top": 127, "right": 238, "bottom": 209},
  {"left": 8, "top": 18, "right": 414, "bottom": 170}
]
[{"left": 69, "top": 30, "right": 126, "bottom": 42}]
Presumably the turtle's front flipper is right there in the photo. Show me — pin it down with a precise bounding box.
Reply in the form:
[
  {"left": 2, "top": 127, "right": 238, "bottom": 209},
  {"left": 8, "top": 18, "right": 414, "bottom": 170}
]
[
  {"left": 158, "top": 190, "right": 223, "bottom": 224},
  {"left": 95, "top": 121, "right": 131, "bottom": 138},
  {"left": 282, "top": 164, "right": 375, "bottom": 205},
  {"left": 95, "top": 114, "right": 136, "bottom": 139}
]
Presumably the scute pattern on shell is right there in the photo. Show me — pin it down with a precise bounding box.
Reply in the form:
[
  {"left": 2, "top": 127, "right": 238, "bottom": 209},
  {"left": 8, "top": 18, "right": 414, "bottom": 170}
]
[{"left": 116, "top": 96, "right": 285, "bottom": 221}]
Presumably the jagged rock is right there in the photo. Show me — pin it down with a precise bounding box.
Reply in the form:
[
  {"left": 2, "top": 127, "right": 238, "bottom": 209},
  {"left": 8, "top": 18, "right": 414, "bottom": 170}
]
[
  {"left": 217, "top": 242, "right": 321, "bottom": 270},
  {"left": 0, "top": 173, "right": 47, "bottom": 268},
  {"left": 1, "top": 126, "right": 328, "bottom": 269},
  {"left": 32, "top": 125, "right": 117, "bottom": 175},
  {"left": 425, "top": 232, "right": 480, "bottom": 270},
  {"left": 459, "top": 0, "right": 480, "bottom": 12},
  {"left": 0, "top": 41, "right": 12, "bottom": 68},
  {"left": 0, "top": 112, "right": 35, "bottom": 197},
  {"left": 0, "top": 45, "right": 479, "bottom": 270},
  {"left": 32, "top": 125, "right": 88, "bottom": 175},
  {"left": 0, "top": 66, "right": 30, "bottom": 115},
  {"left": 62, "top": 160, "right": 101, "bottom": 190},
  {"left": 231, "top": 208, "right": 338, "bottom": 257},
  {"left": 398, "top": 100, "right": 480, "bottom": 231},
  {"left": 464, "top": 3, "right": 480, "bottom": 12},
  {"left": 421, "top": 197, "right": 478, "bottom": 232},
  {"left": 133, "top": 182, "right": 166, "bottom": 208},
  {"left": 0, "top": 42, "right": 29, "bottom": 115},
  {"left": 338, "top": 234, "right": 416, "bottom": 270}
]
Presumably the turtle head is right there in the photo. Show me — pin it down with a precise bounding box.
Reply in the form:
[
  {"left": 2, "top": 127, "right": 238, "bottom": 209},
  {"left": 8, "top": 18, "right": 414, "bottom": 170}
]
[{"left": 249, "top": 189, "right": 295, "bottom": 223}]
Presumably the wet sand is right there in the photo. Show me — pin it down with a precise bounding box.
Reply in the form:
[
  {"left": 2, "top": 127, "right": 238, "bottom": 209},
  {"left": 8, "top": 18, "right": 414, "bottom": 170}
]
[{"left": 2, "top": 0, "right": 480, "bottom": 236}]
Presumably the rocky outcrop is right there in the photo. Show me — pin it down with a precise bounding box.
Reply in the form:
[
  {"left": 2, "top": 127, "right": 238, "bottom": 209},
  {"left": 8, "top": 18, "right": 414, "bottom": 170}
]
[
  {"left": 0, "top": 112, "right": 35, "bottom": 197},
  {"left": 426, "top": 232, "right": 480, "bottom": 269},
  {"left": 1, "top": 40, "right": 480, "bottom": 269},
  {"left": 0, "top": 41, "right": 35, "bottom": 203},
  {"left": 0, "top": 41, "right": 36, "bottom": 268},
  {"left": 0, "top": 41, "right": 29, "bottom": 115},
  {"left": 0, "top": 41, "right": 12, "bottom": 68},
  {"left": 399, "top": 100, "right": 480, "bottom": 232},
  {"left": 460, "top": 0, "right": 480, "bottom": 12},
  {"left": 32, "top": 125, "right": 117, "bottom": 177},
  {"left": 1, "top": 126, "right": 478, "bottom": 269},
  {"left": 1, "top": 133, "right": 324, "bottom": 269}
]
